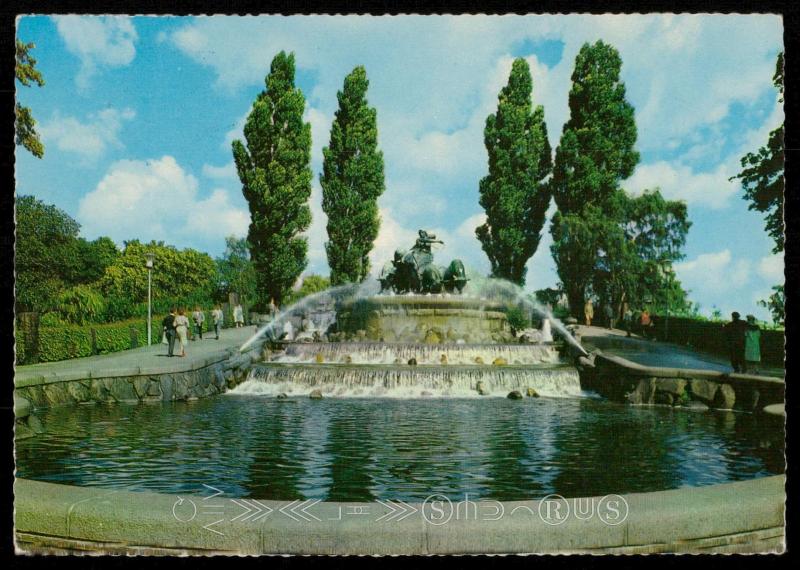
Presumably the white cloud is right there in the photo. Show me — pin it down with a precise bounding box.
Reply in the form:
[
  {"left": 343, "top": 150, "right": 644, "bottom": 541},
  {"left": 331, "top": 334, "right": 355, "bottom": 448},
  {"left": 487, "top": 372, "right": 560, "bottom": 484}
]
[
  {"left": 626, "top": 161, "right": 737, "bottom": 209},
  {"left": 758, "top": 253, "right": 784, "bottom": 282},
  {"left": 77, "top": 156, "right": 249, "bottom": 250},
  {"left": 305, "top": 106, "right": 331, "bottom": 168},
  {"left": 39, "top": 108, "right": 135, "bottom": 162},
  {"left": 674, "top": 249, "right": 751, "bottom": 294},
  {"left": 202, "top": 161, "right": 237, "bottom": 180},
  {"left": 305, "top": 182, "right": 329, "bottom": 274},
  {"left": 52, "top": 16, "right": 138, "bottom": 87},
  {"left": 222, "top": 110, "right": 249, "bottom": 151}
]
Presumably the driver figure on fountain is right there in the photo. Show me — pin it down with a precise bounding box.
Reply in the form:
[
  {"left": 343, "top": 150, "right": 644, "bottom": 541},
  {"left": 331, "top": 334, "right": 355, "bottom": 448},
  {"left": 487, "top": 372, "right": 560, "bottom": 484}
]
[{"left": 378, "top": 229, "right": 468, "bottom": 294}]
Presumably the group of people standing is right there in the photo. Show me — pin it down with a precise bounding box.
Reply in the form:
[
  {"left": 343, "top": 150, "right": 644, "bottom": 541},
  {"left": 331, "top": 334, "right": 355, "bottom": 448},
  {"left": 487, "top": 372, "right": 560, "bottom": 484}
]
[
  {"left": 724, "top": 312, "right": 762, "bottom": 374},
  {"left": 161, "top": 304, "right": 244, "bottom": 357},
  {"left": 583, "top": 299, "right": 649, "bottom": 336}
]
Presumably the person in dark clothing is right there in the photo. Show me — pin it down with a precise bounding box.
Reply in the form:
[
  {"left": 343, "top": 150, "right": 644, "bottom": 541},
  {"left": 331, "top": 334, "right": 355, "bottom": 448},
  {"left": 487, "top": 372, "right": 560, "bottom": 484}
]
[
  {"left": 604, "top": 303, "right": 614, "bottom": 329},
  {"left": 724, "top": 312, "right": 748, "bottom": 373},
  {"left": 162, "top": 308, "right": 177, "bottom": 357}
]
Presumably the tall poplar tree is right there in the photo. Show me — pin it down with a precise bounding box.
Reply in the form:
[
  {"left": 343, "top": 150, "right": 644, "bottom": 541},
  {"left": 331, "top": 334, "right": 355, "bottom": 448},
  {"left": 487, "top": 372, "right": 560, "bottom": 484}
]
[
  {"left": 321, "top": 66, "right": 385, "bottom": 285},
  {"left": 476, "top": 58, "right": 552, "bottom": 285},
  {"left": 549, "top": 41, "right": 640, "bottom": 316},
  {"left": 233, "top": 52, "right": 312, "bottom": 308}
]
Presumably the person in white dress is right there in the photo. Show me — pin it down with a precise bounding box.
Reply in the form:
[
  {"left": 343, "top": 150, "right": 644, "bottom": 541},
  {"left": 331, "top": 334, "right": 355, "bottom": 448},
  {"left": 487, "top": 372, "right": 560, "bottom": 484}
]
[
  {"left": 174, "top": 308, "right": 190, "bottom": 357},
  {"left": 234, "top": 304, "right": 244, "bottom": 328}
]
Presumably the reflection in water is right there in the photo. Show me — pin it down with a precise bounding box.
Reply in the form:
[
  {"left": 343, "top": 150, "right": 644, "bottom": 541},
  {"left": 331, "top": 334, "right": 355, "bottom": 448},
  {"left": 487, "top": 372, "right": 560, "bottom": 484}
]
[{"left": 15, "top": 397, "right": 784, "bottom": 501}]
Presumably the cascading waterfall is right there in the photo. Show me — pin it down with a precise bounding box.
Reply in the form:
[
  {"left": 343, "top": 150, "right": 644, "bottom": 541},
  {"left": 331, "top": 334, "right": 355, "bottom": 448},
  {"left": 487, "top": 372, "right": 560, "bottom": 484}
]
[
  {"left": 232, "top": 274, "right": 589, "bottom": 400},
  {"left": 232, "top": 364, "right": 582, "bottom": 398},
  {"left": 276, "top": 342, "right": 560, "bottom": 365}
]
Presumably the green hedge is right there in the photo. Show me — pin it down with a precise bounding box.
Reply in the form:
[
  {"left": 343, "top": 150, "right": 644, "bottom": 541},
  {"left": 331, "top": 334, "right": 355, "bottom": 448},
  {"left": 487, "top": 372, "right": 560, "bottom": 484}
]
[
  {"left": 15, "top": 326, "right": 26, "bottom": 365},
  {"left": 32, "top": 319, "right": 162, "bottom": 363},
  {"left": 16, "top": 310, "right": 237, "bottom": 365}
]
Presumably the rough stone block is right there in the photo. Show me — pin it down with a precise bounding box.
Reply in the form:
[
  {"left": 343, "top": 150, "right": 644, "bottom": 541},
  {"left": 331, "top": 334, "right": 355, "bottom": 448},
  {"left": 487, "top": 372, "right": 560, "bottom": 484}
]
[
  {"left": 67, "top": 381, "right": 92, "bottom": 403},
  {"left": 107, "top": 379, "right": 139, "bottom": 402},
  {"left": 627, "top": 378, "right": 656, "bottom": 405},
  {"left": 713, "top": 384, "right": 736, "bottom": 410},
  {"left": 21, "top": 385, "right": 46, "bottom": 408},
  {"left": 146, "top": 380, "right": 162, "bottom": 397},
  {"left": 689, "top": 379, "right": 719, "bottom": 405},
  {"left": 160, "top": 377, "right": 173, "bottom": 401},
  {"left": 90, "top": 379, "right": 110, "bottom": 401},
  {"left": 656, "top": 378, "right": 687, "bottom": 397},
  {"left": 132, "top": 377, "right": 149, "bottom": 398},
  {"left": 14, "top": 395, "right": 31, "bottom": 419},
  {"left": 43, "top": 382, "right": 74, "bottom": 406}
]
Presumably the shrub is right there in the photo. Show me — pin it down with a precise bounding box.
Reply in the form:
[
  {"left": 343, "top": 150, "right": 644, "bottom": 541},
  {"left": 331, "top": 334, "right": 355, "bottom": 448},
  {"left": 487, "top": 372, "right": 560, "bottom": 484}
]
[
  {"left": 39, "top": 312, "right": 65, "bottom": 327},
  {"left": 56, "top": 285, "right": 106, "bottom": 325},
  {"left": 505, "top": 306, "right": 529, "bottom": 333}
]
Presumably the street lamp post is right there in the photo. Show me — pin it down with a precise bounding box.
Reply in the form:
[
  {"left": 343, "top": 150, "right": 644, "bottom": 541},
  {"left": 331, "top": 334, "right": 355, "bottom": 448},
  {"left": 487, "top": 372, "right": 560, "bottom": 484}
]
[
  {"left": 658, "top": 257, "right": 672, "bottom": 342},
  {"left": 145, "top": 253, "right": 155, "bottom": 346}
]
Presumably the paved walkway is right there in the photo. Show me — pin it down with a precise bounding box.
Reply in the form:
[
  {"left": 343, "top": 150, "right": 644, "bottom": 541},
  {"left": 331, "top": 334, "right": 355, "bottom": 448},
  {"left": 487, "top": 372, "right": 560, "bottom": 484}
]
[
  {"left": 576, "top": 325, "right": 784, "bottom": 379},
  {"left": 16, "top": 326, "right": 259, "bottom": 384}
]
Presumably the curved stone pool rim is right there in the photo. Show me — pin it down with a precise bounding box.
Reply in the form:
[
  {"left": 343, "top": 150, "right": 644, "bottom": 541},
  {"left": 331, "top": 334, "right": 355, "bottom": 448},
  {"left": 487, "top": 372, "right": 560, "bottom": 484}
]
[{"left": 14, "top": 476, "right": 784, "bottom": 554}]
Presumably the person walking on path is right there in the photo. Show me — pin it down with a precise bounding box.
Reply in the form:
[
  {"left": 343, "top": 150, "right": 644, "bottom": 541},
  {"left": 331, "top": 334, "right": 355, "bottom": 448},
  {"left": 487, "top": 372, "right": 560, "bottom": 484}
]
[
  {"left": 174, "top": 308, "right": 190, "bottom": 357},
  {"left": 639, "top": 309, "right": 652, "bottom": 339},
  {"left": 723, "top": 312, "right": 748, "bottom": 373},
  {"left": 584, "top": 299, "right": 594, "bottom": 326},
  {"left": 192, "top": 306, "right": 205, "bottom": 340},
  {"left": 162, "top": 308, "right": 177, "bottom": 357},
  {"left": 622, "top": 302, "right": 633, "bottom": 337},
  {"left": 744, "top": 314, "right": 762, "bottom": 374},
  {"left": 604, "top": 303, "right": 614, "bottom": 329},
  {"left": 234, "top": 303, "right": 245, "bottom": 328},
  {"left": 212, "top": 305, "right": 224, "bottom": 340}
]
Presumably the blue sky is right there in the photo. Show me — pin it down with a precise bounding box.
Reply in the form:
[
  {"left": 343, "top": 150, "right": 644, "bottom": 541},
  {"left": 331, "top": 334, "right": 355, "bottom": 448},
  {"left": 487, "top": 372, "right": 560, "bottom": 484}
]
[{"left": 15, "top": 15, "right": 784, "bottom": 320}]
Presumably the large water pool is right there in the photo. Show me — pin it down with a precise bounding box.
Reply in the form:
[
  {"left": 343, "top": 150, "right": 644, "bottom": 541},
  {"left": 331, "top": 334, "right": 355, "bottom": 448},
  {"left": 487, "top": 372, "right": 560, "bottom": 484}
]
[{"left": 15, "top": 395, "right": 784, "bottom": 502}]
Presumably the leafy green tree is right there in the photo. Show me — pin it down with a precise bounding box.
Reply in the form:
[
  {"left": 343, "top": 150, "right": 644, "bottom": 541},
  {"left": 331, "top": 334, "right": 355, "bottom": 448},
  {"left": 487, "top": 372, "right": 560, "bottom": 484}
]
[
  {"left": 758, "top": 285, "right": 784, "bottom": 326},
  {"left": 285, "top": 274, "right": 331, "bottom": 306},
  {"left": 98, "top": 240, "right": 216, "bottom": 309},
  {"left": 321, "top": 66, "right": 385, "bottom": 285},
  {"left": 215, "top": 236, "right": 257, "bottom": 304},
  {"left": 550, "top": 41, "right": 640, "bottom": 316},
  {"left": 72, "top": 236, "right": 119, "bottom": 283},
  {"left": 552, "top": 189, "right": 690, "bottom": 319},
  {"left": 15, "top": 195, "right": 81, "bottom": 312},
  {"left": 476, "top": 58, "right": 552, "bottom": 285},
  {"left": 15, "top": 39, "right": 45, "bottom": 159},
  {"left": 233, "top": 51, "right": 313, "bottom": 308},
  {"left": 612, "top": 189, "right": 691, "bottom": 314},
  {"left": 730, "top": 52, "right": 784, "bottom": 254}
]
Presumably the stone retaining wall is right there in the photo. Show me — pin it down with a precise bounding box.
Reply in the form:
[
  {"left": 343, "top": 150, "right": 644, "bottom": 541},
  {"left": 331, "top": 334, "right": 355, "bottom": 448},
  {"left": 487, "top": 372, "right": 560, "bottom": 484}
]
[
  {"left": 14, "top": 343, "right": 266, "bottom": 439},
  {"left": 581, "top": 351, "right": 784, "bottom": 412}
]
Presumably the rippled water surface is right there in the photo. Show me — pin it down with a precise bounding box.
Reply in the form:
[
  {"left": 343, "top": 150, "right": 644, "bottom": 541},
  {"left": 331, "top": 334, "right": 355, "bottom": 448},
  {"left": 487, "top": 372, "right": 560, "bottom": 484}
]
[{"left": 16, "top": 396, "right": 784, "bottom": 501}]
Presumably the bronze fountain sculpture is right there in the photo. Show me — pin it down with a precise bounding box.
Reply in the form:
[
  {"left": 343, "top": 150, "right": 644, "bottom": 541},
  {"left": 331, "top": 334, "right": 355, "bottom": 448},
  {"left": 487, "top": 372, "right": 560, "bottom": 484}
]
[{"left": 379, "top": 230, "right": 469, "bottom": 294}]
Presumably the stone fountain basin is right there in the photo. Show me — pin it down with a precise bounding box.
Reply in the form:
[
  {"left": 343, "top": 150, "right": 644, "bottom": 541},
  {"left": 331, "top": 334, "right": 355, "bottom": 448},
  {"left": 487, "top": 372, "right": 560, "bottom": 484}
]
[{"left": 14, "top": 476, "right": 785, "bottom": 554}]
